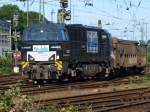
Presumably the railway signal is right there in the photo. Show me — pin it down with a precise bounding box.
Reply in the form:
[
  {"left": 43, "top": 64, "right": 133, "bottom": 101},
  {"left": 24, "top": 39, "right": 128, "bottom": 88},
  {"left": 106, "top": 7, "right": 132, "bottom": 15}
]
[
  {"left": 13, "top": 51, "right": 21, "bottom": 73},
  {"left": 13, "top": 51, "right": 21, "bottom": 60},
  {"left": 58, "top": 0, "right": 71, "bottom": 23},
  {"left": 13, "top": 12, "right": 20, "bottom": 73},
  {"left": 60, "top": 0, "right": 68, "bottom": 8},
  {"left": 65, "top": 10, "right": 71, "bottom": 20},
  {"left": 13, "top": 13, "right": 19, "bottom": 28}
]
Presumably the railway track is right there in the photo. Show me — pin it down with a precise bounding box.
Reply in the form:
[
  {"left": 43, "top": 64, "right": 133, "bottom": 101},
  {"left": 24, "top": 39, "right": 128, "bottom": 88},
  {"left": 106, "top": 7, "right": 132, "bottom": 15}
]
[
  {"left": 34, "top": 87, "right": 150, "bottom": 112},
  {"left": 0, "top": 73, "right": 24, "bottom": 80},
  {"left": 19, "top": 75, "right": 142, "bottom": 95},
  {"left": 101, "top": 100, "right": 150, "bottom": 112},
  {"left": 0, "top": 75, "right": 143, "bottom": 95},
  {"left": 0, "top": 74, "right": 27, "bottom": 85},
  {"left": 0, "top": 74, "right": 149, "bottom": 111},
  {"left": 21, "top": 79, "right": 131, "bottom": 95}
]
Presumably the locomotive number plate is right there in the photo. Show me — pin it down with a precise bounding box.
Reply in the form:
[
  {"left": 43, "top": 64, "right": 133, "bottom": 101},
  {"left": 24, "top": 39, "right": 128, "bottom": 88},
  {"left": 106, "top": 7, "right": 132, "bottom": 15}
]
[{"left": 33, "top": 45, "right": 49, "bottom": 52}]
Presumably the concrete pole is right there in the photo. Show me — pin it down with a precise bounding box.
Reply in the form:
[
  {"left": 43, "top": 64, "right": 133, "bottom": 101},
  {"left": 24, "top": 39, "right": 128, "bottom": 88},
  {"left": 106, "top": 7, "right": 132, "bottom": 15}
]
[
  {"left": 27, "top": 0, "right": 29, "bottom": 27},
  {"left": 7, "top": 20, "right": 11, "bottom": 51},
  {"left": 51, "top": 9, "right": 55, "bottom": 22},
  {"left": 70, "top": 0, "right": 71, "bottom": 24},
  {"left": 42, "top": 0, "right": 45, "bottom": 23},
  {"left": 145, "top": 23, "right": 148, "bottom": 41},
  {"left": 39, "top": 0, "right": 42, "bottom": 22}
]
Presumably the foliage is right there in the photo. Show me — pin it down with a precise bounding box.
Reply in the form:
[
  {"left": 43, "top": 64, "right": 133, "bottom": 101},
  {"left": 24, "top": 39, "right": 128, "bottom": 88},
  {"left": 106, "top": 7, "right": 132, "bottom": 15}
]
[
  {"left": 139, "top": 40, "right": 146, "bottom": 45},
  {"left": 0, "top": 56, "right": 13, "bottom": 75},
  {"left": 147, "top": 44, "right": 150, "bottom": 64},
  {"left": 60, "top": 105, "right": 78, "bottom": 112},
  {"left": 147, "top": 40, "right": 150, "bottom": 44},
  {"left": 0, "top": 4, "right": 20, "bottom": 22},
  {"left": 39, "top": 104, "right": 79, "bottom": 112},
  {"left": 0, "top": 83, "right": 79, "bottom": 112},
  {"left": 144, "top": 73, "right": 150, "bottom": 80},
  {"left": 41, "top": 104, "right": 60, "bottom": 112},
  {"left": 0, "top": 84, "right": 33, "bottom": 112},
  {"left": 0, "top": 4, "right": 44, "bottom": 33},
  {"left": 0, "top": 86, "right": 90, "bottom": 112},
  {"left": 0, "top": 4, "right": 47, "bottom": 50},
  {"left": 148, "top": 52, "right": 150, "bottom": 64}
]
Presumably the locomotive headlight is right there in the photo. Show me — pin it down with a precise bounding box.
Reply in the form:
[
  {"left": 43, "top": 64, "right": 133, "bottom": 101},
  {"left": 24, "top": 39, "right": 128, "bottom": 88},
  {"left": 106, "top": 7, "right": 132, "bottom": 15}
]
[
  {"left": 29, "top": 57, "right": 34, "bottom": 61},
  {"left": 56, "top": 55, "right": 60, "bottom": 60},
  {"left": 28, "top": 54, "right": 35, "bottom": 61}
]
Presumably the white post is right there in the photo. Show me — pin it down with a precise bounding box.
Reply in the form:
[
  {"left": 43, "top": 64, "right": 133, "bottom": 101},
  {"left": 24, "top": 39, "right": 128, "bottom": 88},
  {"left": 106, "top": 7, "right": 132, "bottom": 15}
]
[{"left": 7, "top": 20, "right": 11, "bottom": 51}]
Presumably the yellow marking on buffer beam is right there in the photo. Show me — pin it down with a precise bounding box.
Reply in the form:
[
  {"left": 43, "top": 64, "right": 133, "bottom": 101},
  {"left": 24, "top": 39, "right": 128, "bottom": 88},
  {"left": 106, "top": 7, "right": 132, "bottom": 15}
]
[
  {"left": 21, "top": 61, "right": 29, "bottom": 69},
  {"left": 55, "top": 61, "right": 63, "bottom": 71}
]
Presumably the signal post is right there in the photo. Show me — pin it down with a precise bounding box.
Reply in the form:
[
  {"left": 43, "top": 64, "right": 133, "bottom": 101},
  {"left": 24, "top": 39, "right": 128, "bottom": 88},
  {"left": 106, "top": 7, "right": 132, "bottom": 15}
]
[{"left": 13, "top": 12, "right": 20, "bottom": 73}]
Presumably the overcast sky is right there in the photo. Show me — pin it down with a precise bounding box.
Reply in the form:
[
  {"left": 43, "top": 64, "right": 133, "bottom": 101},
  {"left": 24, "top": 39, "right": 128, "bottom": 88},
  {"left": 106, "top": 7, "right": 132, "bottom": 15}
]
[{"left": 0, "top": 0, "right": 150, "bottom": 41}]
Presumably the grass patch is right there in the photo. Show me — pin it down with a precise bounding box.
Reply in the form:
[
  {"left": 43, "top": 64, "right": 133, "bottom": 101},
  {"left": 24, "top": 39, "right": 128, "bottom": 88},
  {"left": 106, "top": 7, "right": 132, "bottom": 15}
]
[
  {"left": 147, "top": 52, "right": 150, "bottom": 64},
  {"left": 0, "top": 56, "right": 13, "bottom": 75},
  {"left": 144, "top": 73, "right": 150, "bottom": 80},
  {"left": 127, "top": 74, "right": 150, "bottom": 89}
]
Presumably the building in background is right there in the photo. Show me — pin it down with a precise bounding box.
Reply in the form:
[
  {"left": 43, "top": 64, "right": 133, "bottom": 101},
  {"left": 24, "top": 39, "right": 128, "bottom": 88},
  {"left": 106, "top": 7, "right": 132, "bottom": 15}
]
[{"left": 0, "top": 19, "right": 11, "bottom": 56}]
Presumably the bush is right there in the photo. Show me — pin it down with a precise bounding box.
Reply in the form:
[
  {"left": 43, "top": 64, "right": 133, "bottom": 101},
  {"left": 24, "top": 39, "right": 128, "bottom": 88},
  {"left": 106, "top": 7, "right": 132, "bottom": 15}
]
[
  {"left": 0, "top": 84, "right": 33, "bottom": 112},
  {"left": 0, "top": 84, "right": 80, "bottom": 112},
  {"left": 0, "top": 56, "right": 13, "bottom": 75},
  {"left": 38, "top": 104, "right": 79, "bottom": 112},
  {"left": 147, "top": 44, "right": 150, "bottom": 64},
  {"left": 144, "top": 73, "right": 150, "bottom": 80}
]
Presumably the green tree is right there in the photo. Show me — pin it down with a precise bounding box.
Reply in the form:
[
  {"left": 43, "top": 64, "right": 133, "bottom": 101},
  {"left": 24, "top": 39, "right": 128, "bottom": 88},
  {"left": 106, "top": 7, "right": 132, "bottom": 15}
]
[
  {"left": 147, "top": 40, "right": 150, "bottom": 44},
  {"left": 0, "top": 4, "right": 46, "bottom": 33},
  {"left": 0, "top": 4, "right": 47, "bottom": 50},
  {"left": 0, "top": 4, "right": 20, "bottom": 21}
]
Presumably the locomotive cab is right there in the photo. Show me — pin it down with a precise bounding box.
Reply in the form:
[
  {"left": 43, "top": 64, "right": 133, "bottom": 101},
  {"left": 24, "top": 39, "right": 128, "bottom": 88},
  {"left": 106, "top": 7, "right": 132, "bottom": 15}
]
[{"left": 21, "top": 22, "right": 70, "bottom": 83}]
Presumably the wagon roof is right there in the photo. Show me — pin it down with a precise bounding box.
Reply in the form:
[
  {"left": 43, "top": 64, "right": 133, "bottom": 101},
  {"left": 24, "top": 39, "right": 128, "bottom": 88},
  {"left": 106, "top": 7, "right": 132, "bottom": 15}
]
[{"left": 118, "top": 39, "right": 139, "bottom": 44}]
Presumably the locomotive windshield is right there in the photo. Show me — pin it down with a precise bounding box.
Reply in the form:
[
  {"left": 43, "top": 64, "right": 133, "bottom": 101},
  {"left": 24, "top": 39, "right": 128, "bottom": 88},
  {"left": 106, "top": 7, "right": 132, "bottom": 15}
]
[{"left": 22, "top": 22, "right": 68, "bottom": 41}]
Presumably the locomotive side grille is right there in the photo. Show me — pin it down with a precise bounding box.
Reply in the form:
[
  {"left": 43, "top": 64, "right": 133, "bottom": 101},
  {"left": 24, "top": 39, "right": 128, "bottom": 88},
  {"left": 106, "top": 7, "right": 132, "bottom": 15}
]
[{"left": 99, "top": 43, "right": 109, "bottom": 57}]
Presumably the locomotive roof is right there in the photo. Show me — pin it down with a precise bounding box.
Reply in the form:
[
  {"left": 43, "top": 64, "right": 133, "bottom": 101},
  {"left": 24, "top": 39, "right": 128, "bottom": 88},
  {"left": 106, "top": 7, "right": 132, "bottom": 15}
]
[
  {"left": 25, "top": 22, "right": 108, "bottom": 33},
  {"left": 24, "top": 21, "right": 65, "bottom": 31},
  {"left": 66, "top": 24, "right": 109, "bottom": 32},
  {"left": 23, "top": 22, "right": 111, "bottom": 41}
]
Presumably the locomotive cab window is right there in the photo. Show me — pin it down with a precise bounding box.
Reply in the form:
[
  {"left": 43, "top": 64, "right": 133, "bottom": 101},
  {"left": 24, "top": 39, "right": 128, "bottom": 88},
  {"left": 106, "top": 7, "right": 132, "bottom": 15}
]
[
  {"left": 101, "top": 35, "right": 107, "bottom": 42},
  {"left": 59, "top": 29, "right": 69, "bottom": 41},
  {"left": 22, "top": 23, "right": 69, "bottom": 41},
  {"left": 99, "top": 31, "right": 108, "bottom": 43}
]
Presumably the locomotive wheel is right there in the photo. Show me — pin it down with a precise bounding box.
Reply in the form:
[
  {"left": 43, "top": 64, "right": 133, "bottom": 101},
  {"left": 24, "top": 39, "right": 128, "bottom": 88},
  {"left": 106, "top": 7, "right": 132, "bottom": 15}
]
[
  {"left": 76, "top": 69, "right": 84, "bottom": 81},
  {"left": 96, "top": 73, "right": 110, "bottom": 81}
]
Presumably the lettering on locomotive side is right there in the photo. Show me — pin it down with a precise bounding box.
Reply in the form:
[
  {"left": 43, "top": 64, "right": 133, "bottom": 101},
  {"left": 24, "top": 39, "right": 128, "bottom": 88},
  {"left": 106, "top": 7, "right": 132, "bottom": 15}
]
[
  {"left": 87, "top": 31, "right": 98, "bottom": 53},
  {"left": 21, "top": 46, "right": 31, "bottom": 50},
  {"left": 51, "top": 45, "right": 61, "bottom": 49}
]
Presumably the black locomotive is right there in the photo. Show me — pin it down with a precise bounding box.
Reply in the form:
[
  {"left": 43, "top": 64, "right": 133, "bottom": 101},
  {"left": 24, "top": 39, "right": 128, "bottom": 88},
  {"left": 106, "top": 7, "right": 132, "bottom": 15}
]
[{"left": 21, "top": 21, "right": 147, "bottom": 83}]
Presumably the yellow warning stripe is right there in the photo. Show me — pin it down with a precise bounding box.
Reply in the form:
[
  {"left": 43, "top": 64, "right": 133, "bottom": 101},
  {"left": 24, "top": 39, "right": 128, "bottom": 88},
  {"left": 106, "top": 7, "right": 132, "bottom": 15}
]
[
  {"left": 55, "top": 61, "right": 63, "bottom": 71},
  {"left": 21, "top": 61, "right": 29, "bottom": 69}
]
